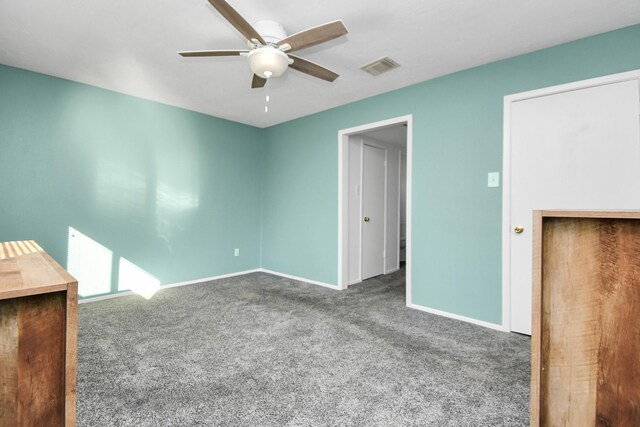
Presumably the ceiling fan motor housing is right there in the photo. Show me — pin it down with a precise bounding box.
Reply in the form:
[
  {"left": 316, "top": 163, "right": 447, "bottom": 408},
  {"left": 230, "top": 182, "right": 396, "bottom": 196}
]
[{"left": 252, "top": 20, "right": 287, "bottom": 45}]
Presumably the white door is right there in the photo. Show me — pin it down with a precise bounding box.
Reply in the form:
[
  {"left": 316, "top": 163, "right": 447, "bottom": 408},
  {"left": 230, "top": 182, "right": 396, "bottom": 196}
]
[
  {"left": 361, "top": 144, "right": 386, "bottom": 279},
  {"left": 509, "top": 79, "right": 640, "bottom": 335}
]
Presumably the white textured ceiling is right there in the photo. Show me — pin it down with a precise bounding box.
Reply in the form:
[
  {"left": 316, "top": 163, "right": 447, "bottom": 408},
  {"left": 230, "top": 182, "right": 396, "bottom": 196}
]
[{"left": 1, "top": 0, "right": 639, "bottom": 128}]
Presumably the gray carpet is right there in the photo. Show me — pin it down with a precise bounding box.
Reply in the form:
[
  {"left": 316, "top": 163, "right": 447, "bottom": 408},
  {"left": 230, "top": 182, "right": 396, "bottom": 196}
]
[{"left": 77, "top": 268, "right": 530, "bottom": 426}]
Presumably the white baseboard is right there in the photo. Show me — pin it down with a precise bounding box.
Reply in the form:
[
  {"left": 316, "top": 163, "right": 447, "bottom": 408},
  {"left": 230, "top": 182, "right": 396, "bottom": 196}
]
[
  {"left": 407, "top": 303, "right": 506, "bottom": 332},
  {"left": 78, "top": 268, "right": 262, "bottom": 304},
  {"left": 258, "top": 268, "right": 340, "bottom": 290},
  {"left": 161, "top": 269, "right": 261, "bottom": 289},
  {"left": 79, "top": 268, "right": 505, "bottom": 332}
]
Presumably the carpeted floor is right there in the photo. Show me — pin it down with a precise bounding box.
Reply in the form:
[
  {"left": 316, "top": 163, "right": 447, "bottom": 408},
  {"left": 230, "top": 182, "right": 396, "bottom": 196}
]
[{"left": 76, "top": 268, "right": 530, "bottom": 426}]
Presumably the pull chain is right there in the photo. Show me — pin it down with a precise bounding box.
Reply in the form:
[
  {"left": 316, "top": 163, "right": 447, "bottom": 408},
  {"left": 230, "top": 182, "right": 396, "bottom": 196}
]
[{"left": 264, "top": 86, "right": 270, "bottom": 113}]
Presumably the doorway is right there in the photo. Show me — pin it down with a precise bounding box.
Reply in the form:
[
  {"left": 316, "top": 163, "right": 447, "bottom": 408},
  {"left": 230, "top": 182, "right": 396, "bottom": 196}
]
[{"left": 338, "top": 115, "right": 412, "bottom": 305}]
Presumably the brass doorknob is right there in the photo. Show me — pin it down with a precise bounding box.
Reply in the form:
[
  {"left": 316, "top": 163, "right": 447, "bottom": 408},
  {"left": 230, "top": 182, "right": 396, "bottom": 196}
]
[
  {"left": 363, "top": 217, "right": 370, "bottom": 222},
  {"left": 514, "top": 225, "right": 524, "bottom": 234}
]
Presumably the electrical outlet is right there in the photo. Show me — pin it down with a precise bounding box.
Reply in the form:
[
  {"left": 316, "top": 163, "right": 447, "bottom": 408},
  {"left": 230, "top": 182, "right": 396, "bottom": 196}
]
[{"left": 234, "top": 248, "right": 240, "bottom": 257}]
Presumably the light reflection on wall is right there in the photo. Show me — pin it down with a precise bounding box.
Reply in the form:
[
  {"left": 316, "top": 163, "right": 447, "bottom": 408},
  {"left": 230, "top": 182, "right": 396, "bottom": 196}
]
[
  {"left": 67, "top": 227, "right": 113, "bottom": 297},
  {"left": 154, "top": 150, "right": 200, "bottom": 248},
  {"left": 118, "top": 257, "right": 160, "bottom": 300},
  {"left": 94, "top": 160, "right": 147, "bottom": 217},
  {"left": 67, "top": 226, "right": 162, "bottom": 300}
]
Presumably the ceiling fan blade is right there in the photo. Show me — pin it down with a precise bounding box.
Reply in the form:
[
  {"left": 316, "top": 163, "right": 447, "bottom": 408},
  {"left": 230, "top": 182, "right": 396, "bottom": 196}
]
[
  {"left": 251, "top": 74, "right": 267, "bottom": 88},
  {"left": 207, "top": 0, "right": 266, "bottom": 45},
  {"left": 277, "top": 20, "right": 348, "bottom": 53},
  {"left": 288, "top": 54, "right": 339, "bottom": 82},
  {"left": 179, "top": 49, "right": 248, "bottom": 57}
]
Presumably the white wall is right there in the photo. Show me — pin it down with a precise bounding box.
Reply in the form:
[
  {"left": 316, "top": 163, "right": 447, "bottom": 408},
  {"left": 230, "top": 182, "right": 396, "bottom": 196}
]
[{"left": 347, "top": 135, "right": 402, "bottom": 283}]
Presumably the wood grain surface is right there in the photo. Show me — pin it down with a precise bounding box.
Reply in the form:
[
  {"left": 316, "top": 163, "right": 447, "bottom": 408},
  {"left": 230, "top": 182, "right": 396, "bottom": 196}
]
[
  {"left": 540, "top": 217, "right": 601, "bottom": 426},
  {"left": 0, "top": 299, "right": 19, "bottom": 425},
  {"left": 1, "top": 293, "right": 66, "bottom": 425},
  {"left": 0, "top": 241, "right": 73, "bottom": 299},
  {"left": 531, "top": 214, "right": 640, "bottom": 426},
  {"left": 1, "top": 241, "right": 78, "bottom": 426},
  {"left": 530, "top": 211, "right": 542, "bottom": 427},
  {"left": 64, "top": 282, "right": 78, "bottom": 425},
  {"left": 595, "top": 219, "right": 640, "bottom": 426},
  {"left": 18, "top": 293, "right": 66, "bottom": 425}
]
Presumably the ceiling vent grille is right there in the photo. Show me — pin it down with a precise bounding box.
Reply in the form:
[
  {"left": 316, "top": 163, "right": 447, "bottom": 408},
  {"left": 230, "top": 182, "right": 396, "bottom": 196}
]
[{"left": 361, "top": 57, "right": 400, "bottom": 76}]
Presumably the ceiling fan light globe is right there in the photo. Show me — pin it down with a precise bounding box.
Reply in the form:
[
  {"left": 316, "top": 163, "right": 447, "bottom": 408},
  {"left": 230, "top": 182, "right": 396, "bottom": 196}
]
[{"left": 248, "top": 47, "right": 289, "bottom": 79}]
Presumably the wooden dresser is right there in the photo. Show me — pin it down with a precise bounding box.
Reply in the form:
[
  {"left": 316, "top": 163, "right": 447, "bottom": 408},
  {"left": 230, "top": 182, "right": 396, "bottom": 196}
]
[
  {"left": 0, "top": 240, "right": 78, "bottom": 426},
  {"left": 531, "top": 211, "right": 640, "bottom": 426}
]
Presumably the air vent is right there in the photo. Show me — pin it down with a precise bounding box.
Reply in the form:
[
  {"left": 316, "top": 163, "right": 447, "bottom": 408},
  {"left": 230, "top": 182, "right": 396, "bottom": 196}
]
[{"left": 360, "top": 57, "right": 400, "bottom": 76}]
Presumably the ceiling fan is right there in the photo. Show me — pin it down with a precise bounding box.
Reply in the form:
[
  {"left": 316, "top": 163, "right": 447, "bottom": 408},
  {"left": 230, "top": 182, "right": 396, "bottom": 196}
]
[{"left": 179, "top": 0, "right": 348, "bottom": 88}]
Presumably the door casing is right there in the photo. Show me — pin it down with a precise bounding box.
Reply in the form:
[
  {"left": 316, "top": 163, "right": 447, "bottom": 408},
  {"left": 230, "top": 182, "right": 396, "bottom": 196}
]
[{"left": 338, "top": 115, "right": 412, "bottom": 305}]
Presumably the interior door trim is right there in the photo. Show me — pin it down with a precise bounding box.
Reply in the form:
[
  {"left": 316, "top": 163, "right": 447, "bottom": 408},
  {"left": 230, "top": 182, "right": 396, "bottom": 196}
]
[{"left": 337, "top": 115, "right": 413, "bottom": 307}]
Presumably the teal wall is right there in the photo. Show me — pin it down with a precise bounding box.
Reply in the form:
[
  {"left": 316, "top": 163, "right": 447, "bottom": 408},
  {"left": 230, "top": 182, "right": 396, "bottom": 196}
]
[
  {"left": 2, "top": 25, "right": 639, "bottom": 317},
  {"left": 0, "top": 65, "right": 264, "bottom": 296},
  {"left": 261, "top": 25, "right": 640, "bottom": 325}
]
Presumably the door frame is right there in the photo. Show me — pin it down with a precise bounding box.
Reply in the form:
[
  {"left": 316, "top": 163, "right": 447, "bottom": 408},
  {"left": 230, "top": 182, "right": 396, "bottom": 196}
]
[
  {"left": 338, "top": 115, "right": 412, "bottom": 306},
  {"left": 501, "top": 69, "right": 640, "bottom": 332}
]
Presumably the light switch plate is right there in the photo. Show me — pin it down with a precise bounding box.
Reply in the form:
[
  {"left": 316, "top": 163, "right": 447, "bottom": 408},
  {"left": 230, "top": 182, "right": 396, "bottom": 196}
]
[{"left": 488, "top": 172, "right": 500, "bottom": 188}]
